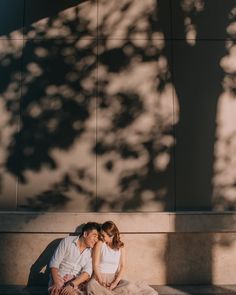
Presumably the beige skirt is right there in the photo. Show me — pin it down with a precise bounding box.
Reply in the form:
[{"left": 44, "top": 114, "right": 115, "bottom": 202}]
[{"left": 86, "top": 273, "right": 158, "bottom": 295}]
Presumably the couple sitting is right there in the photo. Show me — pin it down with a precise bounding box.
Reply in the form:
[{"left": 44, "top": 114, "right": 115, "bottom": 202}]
[{"left": 48, "top": 221, "right": 158, "bottom": 295}]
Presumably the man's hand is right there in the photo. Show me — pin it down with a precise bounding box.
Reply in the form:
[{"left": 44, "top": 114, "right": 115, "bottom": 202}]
[
  {"left": 49, "top": 268, "right": 64, "bottom": 295},
  {"left": 48, "top": 282, "right": 63, "bottom": 295},
  {"left": 60, "top": 285, "right": 76, "bottom": 295},
  {"left": 48, "top": 275, "right": 64, "bottom": 295},
  {"left": 63, "top": 274, "right": 75, "bottom": 283}
]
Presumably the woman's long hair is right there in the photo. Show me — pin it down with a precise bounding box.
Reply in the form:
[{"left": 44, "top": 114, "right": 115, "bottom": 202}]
[{"left": 101, "top": 221, "right": 124, "bottom": 250}]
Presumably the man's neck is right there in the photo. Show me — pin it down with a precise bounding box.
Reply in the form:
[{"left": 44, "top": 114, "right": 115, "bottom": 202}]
[{"left": 77, "top": 237, "right": 87, "bottom": 253}]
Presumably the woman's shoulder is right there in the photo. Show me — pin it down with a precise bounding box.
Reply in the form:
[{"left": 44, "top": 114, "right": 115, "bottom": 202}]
[
  {"left": 120, "top": 244, "right": 125, "bottom": 252},
  {"left": 95, "top": 240, "right": 104, "bottom": 248}
]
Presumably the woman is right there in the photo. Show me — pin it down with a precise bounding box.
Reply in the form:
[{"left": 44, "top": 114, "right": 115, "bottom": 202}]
[{"left": 87, "top": 221, "right": 158, "bottom": 295}]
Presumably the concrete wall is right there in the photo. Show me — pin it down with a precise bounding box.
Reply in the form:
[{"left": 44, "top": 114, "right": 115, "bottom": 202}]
[
  {"left": 1, "top": 212, "right": 236, "bottom": 285},
  {"left": 0, "top": 0, "right": 236, "bottom": 212},
  {"left": 1, "top": 1, "right": 236, "bottom": 287}
]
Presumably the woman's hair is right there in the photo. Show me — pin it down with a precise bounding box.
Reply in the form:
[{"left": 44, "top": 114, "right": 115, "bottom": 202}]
[{"left": 101, "top": 221, "right": 124, "bottom": 249}]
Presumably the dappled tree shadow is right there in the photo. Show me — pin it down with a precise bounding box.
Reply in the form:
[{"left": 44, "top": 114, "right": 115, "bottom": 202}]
[
  {"left": 0, "top": 0, "right": 176, "bottom": 212},
  {"left": 95, "top": 30, "right": 175, "bottom": 210},
  {"left": 166, "top": 0, "right": 236, "bottom": 288},
  {"left": 213, "top": 10, "right": 236, "bottom": 211},
  {"left": 0, "top": 0, "right": 98, "bottom": 210},
  {"left": 0, "top": 0, "right": 236, "bottom": 213},
  {"left": 1, "top": 0, "right": 236, "bottom": 287}
]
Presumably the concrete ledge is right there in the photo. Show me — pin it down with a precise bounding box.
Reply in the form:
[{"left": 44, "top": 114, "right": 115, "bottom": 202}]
[
  {"left": 1, "top": 211, "right": 236, "bottom": 233},
  {"left": 1, "top": 285, "right": 236, "bottom": 295}
]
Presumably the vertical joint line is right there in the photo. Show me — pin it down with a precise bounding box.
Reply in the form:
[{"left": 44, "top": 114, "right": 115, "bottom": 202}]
[
  {"left": 95, "top": 0, "right": 99, "bottom": 211},
  {"left": 16, "top": 0, "right": 26, "bottom": 209},
  {"left": 169, "top": 0, "right": 177, "bottom": 211}
]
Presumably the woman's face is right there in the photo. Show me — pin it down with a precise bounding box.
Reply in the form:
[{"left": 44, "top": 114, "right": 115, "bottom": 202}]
[{"left": 101, "top": 230, "right": 113, "bottom": 244}]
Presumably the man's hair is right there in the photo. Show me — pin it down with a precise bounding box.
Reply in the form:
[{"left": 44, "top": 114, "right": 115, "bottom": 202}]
[{"left": 80, "top": 222, "right": 100, "bottom": 236}]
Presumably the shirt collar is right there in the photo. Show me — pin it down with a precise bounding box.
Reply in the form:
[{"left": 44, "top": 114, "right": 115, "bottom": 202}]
[
  {"left": 72, "top": 237, "right": 91, "bottom": 253},
  {"left": 73, "top": 236, "right": 80, "bottom": 245}
]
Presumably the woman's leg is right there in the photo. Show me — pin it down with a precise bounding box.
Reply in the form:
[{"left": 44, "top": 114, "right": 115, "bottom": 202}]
[{"left": 86, "top": 277, "right": 113, "bottom": 295}]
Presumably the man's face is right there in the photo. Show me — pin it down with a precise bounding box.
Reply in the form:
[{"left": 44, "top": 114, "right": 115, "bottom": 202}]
[{"left": 83, "top": 229, "right": 99, "bottom": 248}]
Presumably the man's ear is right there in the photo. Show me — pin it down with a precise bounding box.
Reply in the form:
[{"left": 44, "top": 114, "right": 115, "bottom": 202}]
[{"left": 83, "top": 231, "right": 88, "bottom": 238}]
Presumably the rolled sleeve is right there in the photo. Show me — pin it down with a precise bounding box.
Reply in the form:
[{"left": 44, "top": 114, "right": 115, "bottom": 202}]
[
  {"left": 81, "top": 256, "right": 92, "bottom": 277},
  {"left": 49, "top": 238, "right": 67, "bottom": 269}
]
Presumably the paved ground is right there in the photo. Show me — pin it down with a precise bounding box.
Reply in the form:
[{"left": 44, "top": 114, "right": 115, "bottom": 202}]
[{"left": 1, "top": 285, "right": 236, "bottom": 295}]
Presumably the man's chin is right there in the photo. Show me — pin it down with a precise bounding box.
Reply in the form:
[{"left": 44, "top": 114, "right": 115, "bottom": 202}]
[{"left": 87, "top": 242, "right": 95, "bottom": 248}]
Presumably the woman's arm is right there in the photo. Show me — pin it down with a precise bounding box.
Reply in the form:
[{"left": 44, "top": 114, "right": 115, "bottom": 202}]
[
  {"left": 109, "top": 246, "right": 126, "bottom": 290},
  {"left": 92, "top": 241, "right": 105, "bottom": 286}
]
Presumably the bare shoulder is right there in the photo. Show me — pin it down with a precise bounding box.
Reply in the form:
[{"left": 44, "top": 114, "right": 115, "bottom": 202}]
[
  {"left": 94, "top": 240, "right": 103, "bottom": 249},
  {"left": 120, "top": 245, "right": 126, "bottom": 252}
]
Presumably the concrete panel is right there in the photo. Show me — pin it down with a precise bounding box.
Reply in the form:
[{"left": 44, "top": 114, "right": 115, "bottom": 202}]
[
  {"left": 167, "top": 233, "right": 213, "bottom": 285},
  {"left": 17, "top": 39, "right": 97, "bottom": 212},
  {"left": 98, "top": 0, "right": 171, "bottom": 39},
  {"left": 0, "top": 38, "right": 24, "bottom": 210},
  {"left": 97, "top": 37, "right": 175, "bottom": 212},
  {"left": 2, "top": 212, "right": 236, "bottom": 233},
  {"left": 24, "top": 0, "right": 97, "bottom": 40},
  {"left": 0, "top": 212, "right": 170, "bottom": 233},
  {"left": 123, "top": 233, "right": 167, "bottom": 285},
  {"left": 171, "top": 0, "right": 236, "bottom": 40},
  {"left": 212, "top": 233, "right": 236, "bottom": 284},
  {"left": 0, "top": 233, "right": 65, "bottom": 285},
  {"left": 172, "top": 40, "right": 227, "bottom": 210},
  {"left": 167, "top": 233, "right": 236, "bottom": 285},
  {"left": 0, "top": 0, "right": 24, "bottom": 38},
  {"left": 169, "top": 213, "right": 236, "bottom": 233}
]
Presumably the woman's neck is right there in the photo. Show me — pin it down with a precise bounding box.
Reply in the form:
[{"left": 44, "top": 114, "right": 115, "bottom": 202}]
[{"left": 106, "top": 241, "right": 114, "bottom": 249}]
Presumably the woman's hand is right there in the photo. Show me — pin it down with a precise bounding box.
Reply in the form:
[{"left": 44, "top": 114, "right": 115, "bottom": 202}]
[
  {"left": 60, "top": 285, "right": 76, "bottom": 295},
  {"left": 98, "top": 278, "right": 107, "bottom": 288},
  {"left": 108, "top": 280, "right": 119, "bottom": 291},
  {"left": 94, "top": 274, "right": 106, "bottom": 288}
]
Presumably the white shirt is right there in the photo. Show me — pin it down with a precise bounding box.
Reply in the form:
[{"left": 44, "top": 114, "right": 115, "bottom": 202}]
[
  {"left": 49, "top": 236, "right": 92, "bottom": 278},
  {"left": 100, "top": 242, "right": 121, "bottom": 273}
]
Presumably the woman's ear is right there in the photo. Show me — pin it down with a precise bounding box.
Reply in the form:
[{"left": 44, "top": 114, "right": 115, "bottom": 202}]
[{"left": 83, "top": 231, "right": 88, "bottom": 238}]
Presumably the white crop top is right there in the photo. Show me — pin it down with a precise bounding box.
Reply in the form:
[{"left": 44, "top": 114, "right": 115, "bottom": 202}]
[{"left": 100, "top": 242, "right": 121, "bottom": 273}]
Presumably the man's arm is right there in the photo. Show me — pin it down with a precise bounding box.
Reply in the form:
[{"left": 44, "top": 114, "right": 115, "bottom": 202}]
[
  {"left": 65, "top": 249, "right": 93, "bottom": 289},
  {"left": 48, "top": 267, "right": 65, "bottom": 295},
  {"left": 51, "top": 267, "right": 64, "bottom": 286},
  {"left": 49, "top": 238, "right": 68, "bottom": 290},
  {"left": 59, "top": 272, "right": 90, "bottom": 295},
  {"left": 72, "top": 271, "right": 90, "bottom": 286}
]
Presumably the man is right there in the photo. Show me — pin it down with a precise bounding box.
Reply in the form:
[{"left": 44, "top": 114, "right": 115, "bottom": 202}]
[{"left": 48, "top": 222, "right": 100, "bottom": 295}]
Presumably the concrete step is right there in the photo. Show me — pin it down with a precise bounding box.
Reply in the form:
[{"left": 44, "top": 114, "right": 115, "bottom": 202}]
[
  {"left": 1, "top": 285, "right": 236, "bottom": 295},
  {"left": 154, "top": 285, "right": 236, "bottom": 294}
]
